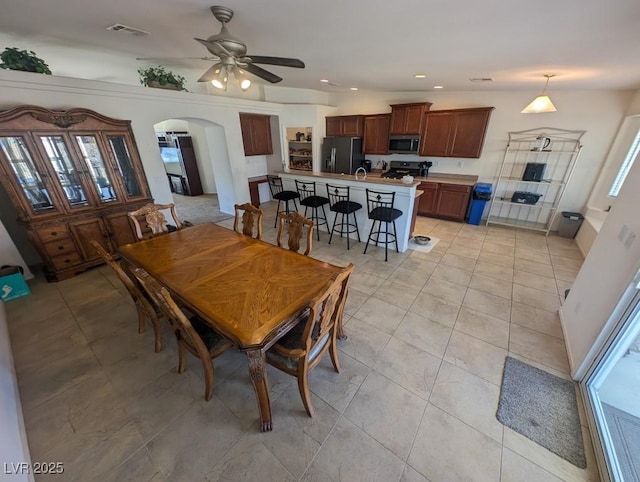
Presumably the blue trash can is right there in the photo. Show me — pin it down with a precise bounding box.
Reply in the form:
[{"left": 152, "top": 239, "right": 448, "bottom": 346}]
[{"left": 467, "top": 183, "right": 492, "bottom": 225}]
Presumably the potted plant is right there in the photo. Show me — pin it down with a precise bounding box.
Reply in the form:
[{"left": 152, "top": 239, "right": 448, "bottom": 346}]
[
  {"left": 137, "top": 65, "right": 186, "bottom": 91},
  {"left": 0, "top": 47, "right": 52, "bottom": 74}
]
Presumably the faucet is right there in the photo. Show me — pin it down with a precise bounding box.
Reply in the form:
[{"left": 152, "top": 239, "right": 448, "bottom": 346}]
[{"left": 354, "top": 167, "right": 367, "bottom": 180}]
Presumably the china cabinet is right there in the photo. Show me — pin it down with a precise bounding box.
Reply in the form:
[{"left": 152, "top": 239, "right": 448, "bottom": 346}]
[{"left": 0, "top": 105, "right": 152, "bottom": 280}]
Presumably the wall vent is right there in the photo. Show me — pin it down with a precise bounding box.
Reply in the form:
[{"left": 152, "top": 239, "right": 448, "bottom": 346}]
[{"left": 106, "top": 24, "right": 150, "bottom": 36}]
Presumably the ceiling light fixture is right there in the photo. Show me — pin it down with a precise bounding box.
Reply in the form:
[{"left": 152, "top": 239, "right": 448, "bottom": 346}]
[
  {"left": 433, "top": 85, "right": 443, "bottom": 89},
  {"left": 521, "top": 74, "right": 557, "bottom": 113},
  {"left": 234, "top": 69, "right": 251, "bottom": 91},
  {"left": 209, "top": 64, "right": 228, "bottom": 90},
  {"left": 350, "top": 87, "right": 358, "bottom": 91},
  {"left": 414, "top": 74, "right": 426, "bottom": 79},
  {"left": 320, "top": 79, "right": 329, "bottom": 83}
]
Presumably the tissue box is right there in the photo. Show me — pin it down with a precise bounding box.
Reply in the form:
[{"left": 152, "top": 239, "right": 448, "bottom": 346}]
[{"left": 0, "top": 266, "right": 31, "bottom": 302}]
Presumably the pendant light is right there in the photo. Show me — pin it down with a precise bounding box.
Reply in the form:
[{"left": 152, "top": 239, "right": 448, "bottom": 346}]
[
  {"left": 521, "top": 74, "right": 557, "bottom": 113},
  {"left": 209, "top": 64, "right": 228, "bottom": 91}
]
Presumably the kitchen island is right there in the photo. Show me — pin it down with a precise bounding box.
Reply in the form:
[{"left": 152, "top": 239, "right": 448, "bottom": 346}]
[{"left": 279, "top": 170, "right": 420, "bottom": 252}]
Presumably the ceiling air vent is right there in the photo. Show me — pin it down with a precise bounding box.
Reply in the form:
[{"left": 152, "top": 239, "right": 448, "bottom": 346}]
[
  {"left": 106, "top": 24, "right": 150, "bottom": 37},
  {"left": 469, "top": 77, "right": 494, "bottom": 82}
]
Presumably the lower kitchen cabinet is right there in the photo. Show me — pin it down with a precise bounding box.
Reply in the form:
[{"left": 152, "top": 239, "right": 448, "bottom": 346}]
[{"left": 417, "top": 181, "right": 472, "bottom": 222}]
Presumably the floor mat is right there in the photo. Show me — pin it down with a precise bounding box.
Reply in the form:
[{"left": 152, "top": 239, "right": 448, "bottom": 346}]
[{"left": 496, "top": 356, "right": 587, "bottom": 468}]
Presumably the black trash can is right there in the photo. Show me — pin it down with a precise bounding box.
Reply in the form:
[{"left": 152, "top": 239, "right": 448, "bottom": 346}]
[{"left": 558, "top": 211, "right": 584, "bottom": 238}]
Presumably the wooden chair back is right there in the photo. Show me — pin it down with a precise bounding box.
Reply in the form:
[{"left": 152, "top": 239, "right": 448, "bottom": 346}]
[
  {"left": 131, "top": 267, "right": 211, "bottom": 364},
  {"left": 90, "top": 240, "right": 162, "bottom": 351},
  {"left": 233, "top": 203, "right": 263, "bottom": 239},
  {"left": 128, "top": 202, "right": 183, "bottom": 240},
  {"left": 277, "top": 212, "right": 314, "bottom": 256},
  {"left": 333, "top": 263, "right": 355, "bottom": 340}
]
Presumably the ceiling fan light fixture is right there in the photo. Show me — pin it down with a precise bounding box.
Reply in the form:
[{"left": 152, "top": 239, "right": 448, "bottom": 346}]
[
  {"left": 235, "top": 69, "right": 251, "bottom": 91},
  {"left": 210, "top": 65, "right": 228, "bottom": 90},
  {"left": 521, "top": 74, "right": 557, "bottom": 113}
]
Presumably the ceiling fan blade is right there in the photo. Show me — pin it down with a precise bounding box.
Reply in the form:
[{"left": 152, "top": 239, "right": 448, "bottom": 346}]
[
  {"left": 197, "top": 64, "right": 224, "bottom": 83},
  {"left": 247, "top": 56, "right": 305, "bottom": 68},
  {"left": 244, "top": 64, "right": 283, "bottom": 83},
  {"left": 136, "top": 56, "right": 217, "bottom": 61},
  {"left": 195, "top": 37, "right": 231, "bottom": 57}
]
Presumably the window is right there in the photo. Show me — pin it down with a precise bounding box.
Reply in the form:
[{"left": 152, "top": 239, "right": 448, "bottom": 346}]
[{"left": 609, "top": 128, "right": 640, "bottom": 197}]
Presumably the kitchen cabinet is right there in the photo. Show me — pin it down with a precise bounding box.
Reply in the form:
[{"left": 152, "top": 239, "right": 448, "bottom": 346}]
[
  {"left": 486, "top": 128, "right": 585, "bottom": 235},
  {"left": 420, "top": 107, "right": 494, "bottom": 158},
  {"left": 325, "top": 115, "right": 364, "bottom": 137},
  {"left": 389, "top": 103, "right": 432, "bottom": 135},
  {"left": 239, "top": 113, "right": 273, "bottom": 156},
  {"left": 363, "top": 114, "right": 390, "bottom": 154},
  {"left": 416, "top": 181, "right": 471, "bottom": 222},
  {"left": 0, "top": 105, "right": 152, "bottom": 281}
]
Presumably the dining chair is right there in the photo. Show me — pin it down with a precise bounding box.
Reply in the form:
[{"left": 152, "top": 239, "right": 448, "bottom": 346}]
[
  {"left": 265, "top": 264, "right": 354, "bottom": 417},
  {"left": 276, "top": 211, "right": 314, "bottom": 256},
  {"left": 90, "top": 240, "right": 163, "bottom": 352},
  {"left": 128, "top": 202, "right": 183, "bottom": 241},
  {"left": 233, "top": 202, "right": 263, "bottom": 239},
  {"left": 267, "top": 175, "right": 299, "bottom": 228},
  {"left": 132, "top": 267, "right": 233, "bottom": 401}
]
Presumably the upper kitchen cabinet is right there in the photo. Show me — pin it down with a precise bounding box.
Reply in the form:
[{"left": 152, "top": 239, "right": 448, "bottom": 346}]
[
  {"left": 363, "top": 114, "right": 390, "bottom": 154},
  {"left": 389, "top": 103, "right": 432, "bottom": 135},
  {"left": 239, "top": 113, "right": 273, "bottom": 156},
  {"left": 420, "top": 107, "right": 494, "bottom": 158},
  {"left": 0, "top": 105, "right": 152, "bottom": 281},
  {"left": 325, "top": 115, "right": 364, "bottom": 137}
]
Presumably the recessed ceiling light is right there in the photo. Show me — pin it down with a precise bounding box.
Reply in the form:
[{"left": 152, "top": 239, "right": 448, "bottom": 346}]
[
  {"left": 320, "top": 79, "right": 329, "bottom": 83},
  {"left": 434, "top": 85, "right": 444, "bottom": 89},
  {"left": 350, "top": 87, "right": 358, "bottom": 91},
  {"left": 413, "top": 74, "right": 427, "bottom": 79}
]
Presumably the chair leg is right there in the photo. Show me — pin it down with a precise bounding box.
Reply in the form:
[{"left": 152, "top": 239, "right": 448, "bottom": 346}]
[
  {"left": 344, "top": 212, "right": 350, "bottom": 249},
  {"left": 293, "top": 199, "right": 299, "bottom": 212},
  {"left": 177, "top": 340, "right": 187, "bottom": 374},
  {"left": 150, "top": 316, "right": 163, "bottom": 353},
  {"left": 353, "top": 212, "right": 361, "bottom": 242},
  {"left": 363, "top": 219, "right": 376, "bottom": 254},
  {"left": 329, "top": 210, "right": 339, "bottom": 244},
  {"left": 297, "top": 365, "right": 314, "bottom": 417},
  {"left": 136, "top": 304, "right": 146, "bottom": 333},
  {"left": 385, "top": 220, "right": 389, "bottom": 262},
  {"left": 314, "top": 207, "right": 321, "bottom": 241},
  {"left": 329, "top": 332, "right": 341, "bottom": 373},
  {"left": 274, "top": 200, "right": 282, "bottom": 228},
  {"left": 321, "top": 204, "right": 330, "bottom": 234},
  {"left": 393, "top": 220, "right": 399, "bottom": 253},
  {"left": 202, "top": 358, "right": 215, "bottom": 402}
]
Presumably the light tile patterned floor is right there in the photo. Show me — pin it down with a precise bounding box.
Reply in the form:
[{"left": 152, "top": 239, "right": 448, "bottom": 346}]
[{"left": 6, "top": 202, "right": 601, "bottom": 481}]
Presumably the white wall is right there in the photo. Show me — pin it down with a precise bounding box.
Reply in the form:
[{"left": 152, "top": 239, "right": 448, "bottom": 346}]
[
  {"left": 560, "top": 135, "right": 640, "bottom": 376},
  {"left": 0, "top": 303, "right": 34, "bottom": 482}
]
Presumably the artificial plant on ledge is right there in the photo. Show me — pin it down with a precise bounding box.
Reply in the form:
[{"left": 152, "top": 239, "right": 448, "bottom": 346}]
[
  {"left": 0, "top": 47, "right": 52, "bottom": 74},
  {"left": 137, "top": 65, "right": 186, "bottom": 91}
]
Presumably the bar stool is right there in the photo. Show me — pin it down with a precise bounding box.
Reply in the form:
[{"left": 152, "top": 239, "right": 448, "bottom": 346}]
[
  {"left": 295, "top": 180, "right": 329, "bottom": 241},
  {"left": 363, "top": 189, "right": 403, "bottom": 262},
  {"left": 326, "top": 184, "right": 362, "bottom": 250},
  {"left": 267, "top": 175, "right": 300, "bottom": 228}
]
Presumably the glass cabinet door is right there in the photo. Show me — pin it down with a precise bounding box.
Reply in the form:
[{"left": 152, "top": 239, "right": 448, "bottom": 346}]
[
  {"left": 107, "top": 136, "right": 143, "bottom": 198},
  {"left": 0, "top": 136, "right": 57, "bottom": 214},
  {"left": 38, "top": 135, "right": 90, "bottom": 209},
  {"left": 74, "top": 135, "right": 118, "bottom": 204}
]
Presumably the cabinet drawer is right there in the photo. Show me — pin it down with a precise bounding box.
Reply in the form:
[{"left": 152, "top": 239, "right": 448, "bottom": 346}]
[
  {"left": 37, "top": 225, "right": 71, "bottom": 243},
  {"left": 50, "top": 252, "right": 83, "bottom": 270},
  {"left": 440, "top": 184, "right": 471, "bottom": 193},
  {"left": 419, "top": 182, "right": 439, "bottom": 190},
  {"left": 44, "top": 238, "right": 78, "bottom": 257}
]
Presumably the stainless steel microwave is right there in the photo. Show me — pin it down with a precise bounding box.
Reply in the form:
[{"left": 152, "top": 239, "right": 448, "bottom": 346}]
[{"left": 388, "top": 135, "right": 420, "bottom": 154}]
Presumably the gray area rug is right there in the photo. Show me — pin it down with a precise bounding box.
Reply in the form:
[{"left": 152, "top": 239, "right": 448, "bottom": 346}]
[
  {"left": 602, "top": 403, "right": 640, "bottom": 481},
  {"left": 497, "top": 357, "right": 587, "bottom": 468}
]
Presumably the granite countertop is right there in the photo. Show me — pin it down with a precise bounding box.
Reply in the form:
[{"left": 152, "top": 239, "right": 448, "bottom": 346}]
[
  {"left": 280, "top": 170, "right": 421, "bottom": 187},
  {"left": 367, "top": 171, "right": 478, "bottom": 186}
]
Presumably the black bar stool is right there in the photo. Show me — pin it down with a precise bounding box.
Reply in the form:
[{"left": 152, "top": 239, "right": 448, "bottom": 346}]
[
  {"left": 295, "top": 180, "right": 329, "bottom": 241},
  {"left": 267, "top": 175, "right": 299, "bottom": 228},
  {"left": 326, "top": 184, "right": 362, "bottom": 250},
  {"left": 363, "top": 189, "right": 403, "bottom": 262}
]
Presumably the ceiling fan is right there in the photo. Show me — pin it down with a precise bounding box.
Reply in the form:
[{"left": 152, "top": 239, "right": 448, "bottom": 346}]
[{"left": 138, "top": 6, "right": 305, "bottom": 91}]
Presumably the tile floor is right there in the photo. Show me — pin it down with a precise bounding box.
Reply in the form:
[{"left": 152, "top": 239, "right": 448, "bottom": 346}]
[{"left": 6, "top": 203, "right": 602, "bottom": 481}]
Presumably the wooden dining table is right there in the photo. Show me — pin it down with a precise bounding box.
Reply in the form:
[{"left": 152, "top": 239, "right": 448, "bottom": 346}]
[{"left": 118, "top": 223, "right": 343, "bottom": 431}]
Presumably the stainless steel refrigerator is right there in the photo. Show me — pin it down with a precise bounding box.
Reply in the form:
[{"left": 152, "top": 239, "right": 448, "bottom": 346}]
[{"left": 321, "top": 137, "right": 364, "bottom": 174}]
